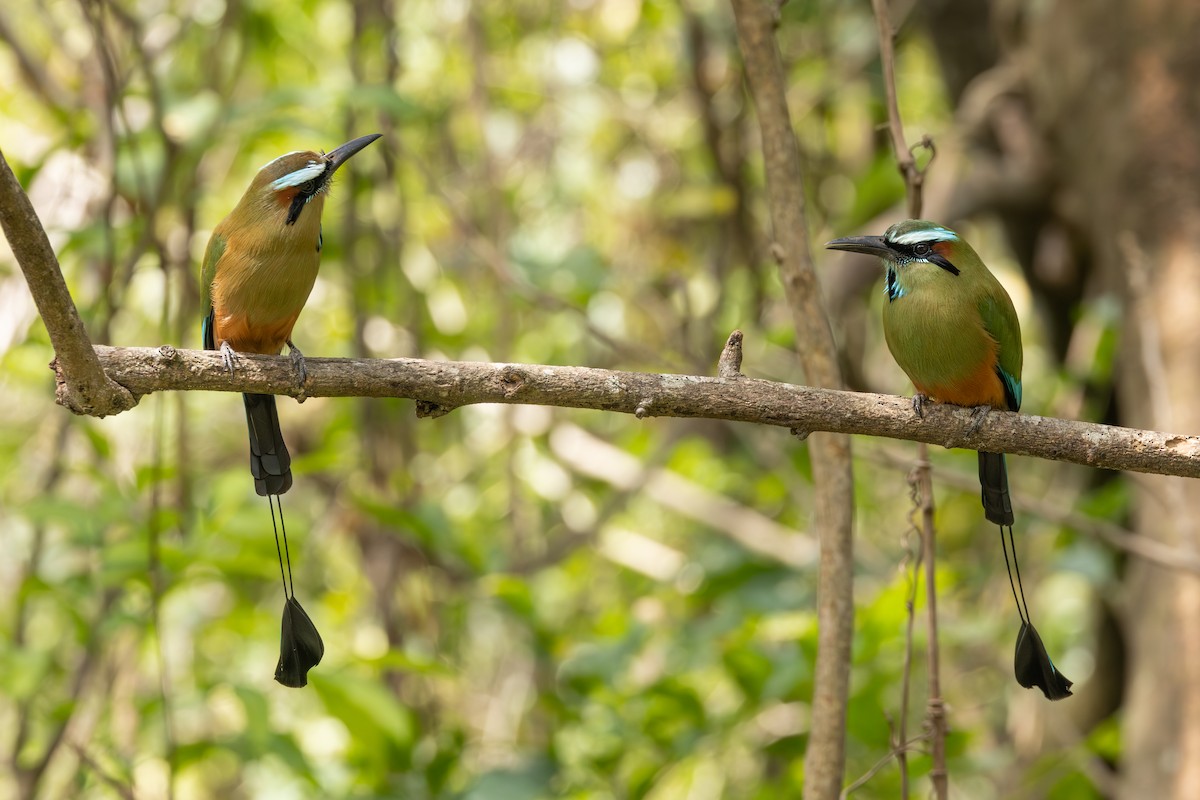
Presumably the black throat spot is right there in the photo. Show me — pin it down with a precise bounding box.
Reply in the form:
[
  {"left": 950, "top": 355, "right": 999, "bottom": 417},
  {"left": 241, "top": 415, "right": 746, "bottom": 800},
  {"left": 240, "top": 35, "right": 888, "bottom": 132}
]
[{"left": 285, "top": 193, "right": 307, "bottom": 226}]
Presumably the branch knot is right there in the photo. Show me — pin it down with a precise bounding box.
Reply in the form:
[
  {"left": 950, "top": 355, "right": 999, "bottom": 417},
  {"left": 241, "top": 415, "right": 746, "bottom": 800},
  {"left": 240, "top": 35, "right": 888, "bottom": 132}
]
[{"left": 499, "top": 366, "right": 527, "bottom": 396}]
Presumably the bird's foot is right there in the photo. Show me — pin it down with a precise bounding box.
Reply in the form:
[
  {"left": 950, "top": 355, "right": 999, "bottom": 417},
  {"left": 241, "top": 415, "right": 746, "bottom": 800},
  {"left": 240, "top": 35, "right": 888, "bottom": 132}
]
[
  {"left": 966, "top": 405, "right": 993, "bottom": 436},
  {"left": 912, "top": 393, "right": 928, "bottom": 419},
  {"left": 287, "top": 339, "right": 308, "bottom": 401},
  {"left": 219, "top": 341, "right": 239, "bottom": 376}
]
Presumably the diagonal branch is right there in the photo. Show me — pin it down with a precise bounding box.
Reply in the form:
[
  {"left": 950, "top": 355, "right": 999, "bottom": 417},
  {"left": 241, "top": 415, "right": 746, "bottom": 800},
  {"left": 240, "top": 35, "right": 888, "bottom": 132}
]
[
  {"left": 88, "top": 343, "right": 1200, "bottom": 480},
  {"left": 0, "top": 149, "right": 135, "bottom": 416}
]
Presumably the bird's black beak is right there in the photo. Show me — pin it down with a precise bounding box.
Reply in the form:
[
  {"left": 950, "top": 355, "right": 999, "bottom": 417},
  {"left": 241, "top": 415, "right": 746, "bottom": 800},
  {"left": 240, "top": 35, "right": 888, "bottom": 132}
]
[
  {"left": 825, "top": 234, "right": 893, "bottom": 258},
  {"left": 325, "top": 133, "right": 382, "bottom": 174}
]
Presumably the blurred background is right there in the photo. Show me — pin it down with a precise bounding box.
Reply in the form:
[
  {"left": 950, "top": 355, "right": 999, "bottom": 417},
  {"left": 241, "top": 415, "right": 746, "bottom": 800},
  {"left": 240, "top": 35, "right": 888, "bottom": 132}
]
[{"left": 4, "top": 0, "right": 1199, "bottom": 797}]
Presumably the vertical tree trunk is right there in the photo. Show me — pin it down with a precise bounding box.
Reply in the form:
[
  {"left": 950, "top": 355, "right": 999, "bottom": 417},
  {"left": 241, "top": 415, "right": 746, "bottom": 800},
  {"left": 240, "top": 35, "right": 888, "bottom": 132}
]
[{"left": 730, "top": 2, "right": 857, "bottom": 795}]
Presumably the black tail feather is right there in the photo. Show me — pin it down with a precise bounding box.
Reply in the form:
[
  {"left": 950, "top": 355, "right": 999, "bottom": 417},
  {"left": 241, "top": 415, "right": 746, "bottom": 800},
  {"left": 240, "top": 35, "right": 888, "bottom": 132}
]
[
  {"left": 270, "top": 495, "right": 322, "bottom": 687},
  {"left": 1001, "top": 525, "right": 1073, "bottom": 700},
  {"left": 243, "top": 393, "right": 292, "bottom": 496},
  {"left": 276, "top": 595, "right": 324, "bottom": 687},
  {"left": 978, "top": 451, "right": 1012, "bottom": 526}
]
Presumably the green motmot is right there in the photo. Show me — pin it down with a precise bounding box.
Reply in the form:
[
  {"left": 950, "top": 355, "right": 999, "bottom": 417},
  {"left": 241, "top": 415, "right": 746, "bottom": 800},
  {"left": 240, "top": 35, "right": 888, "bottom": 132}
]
[
  {"left": 201, "top": 133, "right": 381, "bottom": 686},
  {"left": 827, "top": 219, "right": 1072, "bottom": 701}
]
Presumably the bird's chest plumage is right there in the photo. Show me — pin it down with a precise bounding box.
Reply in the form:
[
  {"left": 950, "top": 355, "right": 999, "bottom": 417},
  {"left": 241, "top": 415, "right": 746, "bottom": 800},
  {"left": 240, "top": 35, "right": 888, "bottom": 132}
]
[
  {"left": 209, "top": 222, "right": 322, "bottom": 354},
  {"left": 221, "top": 237, "right": 319, "bottom": 313},
  {"left": 881, "top": 285, "right": 1006, "bottom": 408}
]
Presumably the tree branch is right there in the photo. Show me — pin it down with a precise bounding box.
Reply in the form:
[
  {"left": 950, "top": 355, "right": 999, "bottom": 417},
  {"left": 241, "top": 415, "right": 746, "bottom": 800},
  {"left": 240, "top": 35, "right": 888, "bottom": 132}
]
[
  {"left": 0, "top": 149, "right": 135, "bottom": 416},
  {"left": 87, "top": 343, "right": 1200, "bottom": 479}
]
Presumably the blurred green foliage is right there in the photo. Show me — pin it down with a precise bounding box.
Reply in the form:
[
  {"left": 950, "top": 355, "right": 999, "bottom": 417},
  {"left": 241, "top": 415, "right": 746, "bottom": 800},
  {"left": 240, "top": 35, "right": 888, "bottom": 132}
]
[{"left": 0, "top": 0, "right": 1115, "bottom": 797}]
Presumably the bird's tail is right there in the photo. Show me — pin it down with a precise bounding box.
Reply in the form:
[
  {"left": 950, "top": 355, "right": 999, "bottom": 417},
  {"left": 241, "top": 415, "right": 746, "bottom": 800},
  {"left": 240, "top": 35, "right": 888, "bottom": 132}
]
[
  {"left": 978, "top": 451, "right": 1013, "bottom": 526},
  {"left": 980, "top": 451, "right": 1073, "bottom": 699},
  {"left": 243, "top": 393, "right": 292, "bottom": 496}
]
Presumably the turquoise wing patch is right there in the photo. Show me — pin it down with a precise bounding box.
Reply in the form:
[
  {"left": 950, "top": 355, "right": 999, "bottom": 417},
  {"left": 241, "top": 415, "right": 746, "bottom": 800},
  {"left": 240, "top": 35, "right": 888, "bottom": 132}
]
[{"left": 996, "top": 366, "right": 1022, "bottom": 411}]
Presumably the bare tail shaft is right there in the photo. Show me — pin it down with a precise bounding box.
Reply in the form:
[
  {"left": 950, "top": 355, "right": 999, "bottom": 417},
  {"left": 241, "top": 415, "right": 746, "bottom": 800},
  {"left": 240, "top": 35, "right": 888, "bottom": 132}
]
[
  {"left": 243, "top": 393, "right": 292, "bottom": 496},
  {"left": 978, "top": 451, "right": 1012, "bottom": 526}
]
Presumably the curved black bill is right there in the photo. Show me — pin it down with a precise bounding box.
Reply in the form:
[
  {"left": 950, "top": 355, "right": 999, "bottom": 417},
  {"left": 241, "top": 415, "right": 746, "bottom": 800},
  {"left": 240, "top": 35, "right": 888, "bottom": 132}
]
[
  {"left": 1014, "top": 620, "right": 1073, "bottom": 700},
  {"left": 326, "top": 133, "right": 382, "bottom": 173},
  {"left": 825, "top": 235, "right": 893, "bottom": 258},
  {"left": 275, "top": 596, "right": 325, "bottom": 688}
]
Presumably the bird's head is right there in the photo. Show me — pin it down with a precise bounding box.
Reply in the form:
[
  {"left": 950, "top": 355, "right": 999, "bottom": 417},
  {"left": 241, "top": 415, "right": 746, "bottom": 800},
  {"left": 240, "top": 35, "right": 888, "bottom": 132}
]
[
  {"left": 246, "top": 133, "right": 382, "bottom": 227},
  {"left": 826, "top": 219, "right": 969, "bottom": 273},
  {"left": 826, "top": 219, "right": 983, "bottom": 301}
]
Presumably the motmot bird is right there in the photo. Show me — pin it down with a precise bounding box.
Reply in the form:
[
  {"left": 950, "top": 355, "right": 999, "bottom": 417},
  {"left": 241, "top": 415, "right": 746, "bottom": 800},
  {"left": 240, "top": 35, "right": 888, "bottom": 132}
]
[
  {"left": 826, "top": 219, "right": 1072, "bottom": 700},
  {"left": 200, "top": 133, "right": 381, "bottom": 687},
  {"left": 202, "top": 133, "right": 381, "bottom": 495}
]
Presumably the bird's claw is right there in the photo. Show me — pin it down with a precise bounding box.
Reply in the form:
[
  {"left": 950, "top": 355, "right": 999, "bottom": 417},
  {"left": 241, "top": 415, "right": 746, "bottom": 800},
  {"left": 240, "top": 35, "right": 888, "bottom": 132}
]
[
  {"left": 966, "top": 405, "right": 992, "bottom": 436},
  {"left": 912, "top": 393, "right": 928, "bottom": 419},
  {"left": 219, "top": 341, "right": 239, "bottom": 376}
]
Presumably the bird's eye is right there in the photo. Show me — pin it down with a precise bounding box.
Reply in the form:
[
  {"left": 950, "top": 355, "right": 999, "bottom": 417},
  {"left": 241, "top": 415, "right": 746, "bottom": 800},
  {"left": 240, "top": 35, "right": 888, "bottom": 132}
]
[
  {"left": 913, "top": 243, "right": 931, "bottom": 257},
  {"left": 299, "top": 180, "right": 317, "bottom": 195}
]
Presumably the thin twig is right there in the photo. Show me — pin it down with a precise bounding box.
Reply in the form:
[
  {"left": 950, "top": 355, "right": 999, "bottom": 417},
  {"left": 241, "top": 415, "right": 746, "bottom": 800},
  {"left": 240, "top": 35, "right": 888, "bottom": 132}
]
[
  {"left": 872, "top": 0, "right": 923, "bottom": 219},
  {"left": 918, "top": 452, "right": 948, "bottom": 798},
  {"left": 875, "top": 446, "right": 1200, "bottom": 575},
  {"left": 840, "top": 731, "right": 933, "bottom": 798},
  {"left": 871, "top": 0, "right": 948, "bottom": 795},
  {"left": 895, "top": 465, "right": 924, "bottom": 798}
]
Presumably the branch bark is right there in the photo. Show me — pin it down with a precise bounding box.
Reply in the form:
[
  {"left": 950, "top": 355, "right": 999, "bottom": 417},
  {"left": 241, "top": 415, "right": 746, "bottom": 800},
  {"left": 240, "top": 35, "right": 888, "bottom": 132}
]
[
  {"left": 88, "top": 344, "right": 1200, "bottom": 485},
  {"left": 0, "top": 149, "right": 135, "bottom": 416}
]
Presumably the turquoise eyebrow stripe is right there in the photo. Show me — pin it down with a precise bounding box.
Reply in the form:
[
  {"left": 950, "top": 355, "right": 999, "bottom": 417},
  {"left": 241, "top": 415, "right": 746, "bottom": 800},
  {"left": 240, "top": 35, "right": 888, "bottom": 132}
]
[
  {"left": 269, "top": 162, "right": 326, "bottom": 191},
  {"left": 888, "top": 227, "right": 958, "bottom": 246}
]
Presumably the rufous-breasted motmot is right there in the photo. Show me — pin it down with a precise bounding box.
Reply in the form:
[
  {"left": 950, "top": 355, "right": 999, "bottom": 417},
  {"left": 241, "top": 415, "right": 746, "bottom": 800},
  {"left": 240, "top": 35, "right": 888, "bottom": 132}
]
[
  {"left": 201, "top": 133, "right": 381, "bottom": 687},
  {"left": 827, "top": 219, "right": 1072, "bottom": 700}
]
